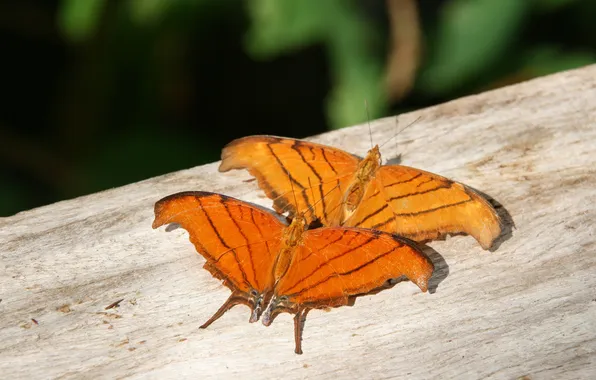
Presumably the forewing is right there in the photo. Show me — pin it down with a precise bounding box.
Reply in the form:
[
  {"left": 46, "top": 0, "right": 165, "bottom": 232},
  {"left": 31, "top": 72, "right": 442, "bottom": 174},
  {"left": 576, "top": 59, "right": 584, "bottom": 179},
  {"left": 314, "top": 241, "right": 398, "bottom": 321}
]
[
  {"left": 350, "top": 165, "right": 501, "bottom": 249},
  {"left": 219, "top": 136, "right": 359, "bottom": 225},
  {"left": 152, "top": 191, "right": 285, "bottom": 293},
  {"left": 274, "top": 228, "right": 433, "bottom": 307}
]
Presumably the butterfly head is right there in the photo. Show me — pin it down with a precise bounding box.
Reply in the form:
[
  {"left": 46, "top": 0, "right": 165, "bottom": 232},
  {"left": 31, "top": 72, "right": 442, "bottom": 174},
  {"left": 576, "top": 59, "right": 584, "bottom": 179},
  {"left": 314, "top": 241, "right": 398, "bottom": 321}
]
[{"left": 284, "top": 212, "right": 307, "bottom": 245}]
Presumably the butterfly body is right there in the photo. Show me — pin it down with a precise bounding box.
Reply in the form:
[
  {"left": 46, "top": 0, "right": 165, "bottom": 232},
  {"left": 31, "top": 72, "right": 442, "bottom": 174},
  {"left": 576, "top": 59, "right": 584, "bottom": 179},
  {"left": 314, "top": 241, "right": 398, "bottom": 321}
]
[
  {"left": 272, "top": 213, "right": 305, "bottom": 285},
  {"left": 219, "top": 135, "right": 502, "bottom": 250},
  {"left": 341, "top": 144, "right": 382, "bottom": 222},
  {"left": 153, "top": 191, "right": 433, "bottom": 353}
]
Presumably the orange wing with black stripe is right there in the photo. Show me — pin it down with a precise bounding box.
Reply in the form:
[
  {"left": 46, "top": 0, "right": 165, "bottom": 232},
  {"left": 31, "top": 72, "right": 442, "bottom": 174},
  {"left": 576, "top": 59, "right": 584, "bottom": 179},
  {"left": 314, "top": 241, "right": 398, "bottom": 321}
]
[
  {"left": 152, "top": 191, "right": 285, "bottom": 325},
  {"left": 277, "top": 228, "right": 433, "bottom": 306},
  {"left": 153, "top": 192, "right": 435, "bottom": 354},
  {"left": 219, "top": 135, "right": 359, "bottom": 226},
  {"left": 219, "top": 136, "right": 502, "bottom": 250},
  {"left": 263, "top": 226, "right": 433, "bottom": 354},
  {"left": 344, "top": 165, "right": 502, "bottom": 250}
]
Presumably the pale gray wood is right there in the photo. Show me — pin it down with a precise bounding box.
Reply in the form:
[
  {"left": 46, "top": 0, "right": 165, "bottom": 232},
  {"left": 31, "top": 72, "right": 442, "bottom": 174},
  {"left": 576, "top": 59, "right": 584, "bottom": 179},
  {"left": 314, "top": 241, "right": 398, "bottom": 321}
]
[{"left": 1, "top": 65, "right": 596, "bottom": 380}]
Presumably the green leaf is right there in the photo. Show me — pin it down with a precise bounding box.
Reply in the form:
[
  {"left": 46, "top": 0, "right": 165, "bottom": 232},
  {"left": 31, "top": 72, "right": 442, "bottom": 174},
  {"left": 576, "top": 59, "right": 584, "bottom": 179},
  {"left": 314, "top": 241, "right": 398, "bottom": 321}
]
[
  {"left": 58, "top": 0, "right": 105, "bottom": 42},
  {"left": 325, "top": 3, "right": 386, "bottom": 129},
  {"left": 327, "top": 67, "right": 386, "bottom": 130},
  {"left": 419, "top": 0, "right": 529, "bottom": 95},
  {"left": 245, "top": 0, "right": 332, "bottom": 58}
]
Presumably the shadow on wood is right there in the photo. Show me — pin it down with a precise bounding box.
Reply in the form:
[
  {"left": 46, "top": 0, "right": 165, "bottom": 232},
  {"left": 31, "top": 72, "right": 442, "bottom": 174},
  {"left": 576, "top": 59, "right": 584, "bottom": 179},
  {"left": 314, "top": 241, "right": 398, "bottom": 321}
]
[{"left": 422, "top": 244, "right": 449, "bottom": 294}]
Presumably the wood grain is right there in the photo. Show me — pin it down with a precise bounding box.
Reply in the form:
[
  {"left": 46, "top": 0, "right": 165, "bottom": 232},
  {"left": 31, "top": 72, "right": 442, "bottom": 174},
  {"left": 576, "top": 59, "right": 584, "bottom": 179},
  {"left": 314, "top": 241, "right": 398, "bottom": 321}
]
[{"left": 1, "top": 65, "right": 595, "bottom": 379}]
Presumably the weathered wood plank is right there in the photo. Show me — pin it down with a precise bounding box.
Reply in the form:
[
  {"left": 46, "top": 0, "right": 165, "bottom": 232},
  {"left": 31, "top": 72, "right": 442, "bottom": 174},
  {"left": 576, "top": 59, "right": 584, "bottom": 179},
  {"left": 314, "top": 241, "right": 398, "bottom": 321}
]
[{"left": 1, "top": 65, "right": 596, "bottom": 379}]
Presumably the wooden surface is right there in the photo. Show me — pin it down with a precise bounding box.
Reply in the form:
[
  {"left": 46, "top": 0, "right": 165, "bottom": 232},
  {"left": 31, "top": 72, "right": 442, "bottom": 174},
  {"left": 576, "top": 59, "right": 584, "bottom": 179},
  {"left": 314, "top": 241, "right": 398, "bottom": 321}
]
[{"left": 1, "top": 65, "right": 596, "bottom": 379}]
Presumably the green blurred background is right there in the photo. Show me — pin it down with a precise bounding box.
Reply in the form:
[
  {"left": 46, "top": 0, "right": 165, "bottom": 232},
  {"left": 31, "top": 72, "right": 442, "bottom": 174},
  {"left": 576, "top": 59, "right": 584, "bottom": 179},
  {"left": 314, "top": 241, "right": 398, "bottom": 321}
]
[{"left": 1, "top": 0, "right": 595, "bottom": 216}]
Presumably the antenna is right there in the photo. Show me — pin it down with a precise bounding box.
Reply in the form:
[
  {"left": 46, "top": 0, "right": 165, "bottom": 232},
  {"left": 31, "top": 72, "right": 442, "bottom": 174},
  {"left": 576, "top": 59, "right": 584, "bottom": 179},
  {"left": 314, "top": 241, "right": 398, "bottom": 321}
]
[
  {"left": 378, "top": 115, "right": 421, "bottom": 150},
  {"left": 365, "top": 99, "right": 373, "bottom": 149}
]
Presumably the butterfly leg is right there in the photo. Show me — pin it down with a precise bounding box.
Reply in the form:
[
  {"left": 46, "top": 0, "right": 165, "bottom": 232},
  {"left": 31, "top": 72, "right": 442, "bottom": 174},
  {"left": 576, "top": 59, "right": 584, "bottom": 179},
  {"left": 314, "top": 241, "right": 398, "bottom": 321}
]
[
  {"left": 200, "top": 291, "right": 249, "bottom": 329},
  {"left": 293, "top": 308, "right": 311, "bottom": 355}
]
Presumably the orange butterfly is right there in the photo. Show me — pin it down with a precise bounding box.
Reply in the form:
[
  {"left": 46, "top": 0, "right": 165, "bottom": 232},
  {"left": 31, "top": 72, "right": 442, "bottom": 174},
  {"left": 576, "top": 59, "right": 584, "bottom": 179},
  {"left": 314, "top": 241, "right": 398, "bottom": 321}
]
[
  {"left": 219, "top": 136, "right": 502, "bottom": 250},
  {"left": 152, "top": 191, "right": 433, "bottom": 354}
]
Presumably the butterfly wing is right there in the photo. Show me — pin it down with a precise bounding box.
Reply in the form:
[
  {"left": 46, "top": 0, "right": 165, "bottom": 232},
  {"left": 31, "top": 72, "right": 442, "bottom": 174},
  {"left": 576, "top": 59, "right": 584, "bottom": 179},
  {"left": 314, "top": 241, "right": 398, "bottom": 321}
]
[
  {"left": 262, "top": 227, "right": 433, "bottom": 354},
  {"left": 219, "top": 136, "right": 360, "bottom": 225},
  {"left": 152, "top": 191, "right": 286, "bottom": 324},
  {"left": 275, "top": 227, "right": 433, "bottom": 308},
  {"left": 345, "top": 165, "right": 502, "bottom": 249}
]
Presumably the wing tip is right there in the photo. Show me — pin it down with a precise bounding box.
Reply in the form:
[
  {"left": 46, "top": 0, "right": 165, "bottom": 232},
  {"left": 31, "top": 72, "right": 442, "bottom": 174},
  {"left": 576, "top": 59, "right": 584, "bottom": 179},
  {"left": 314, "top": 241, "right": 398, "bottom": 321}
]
[
  {"left": 414, "top": 268, "right": 432, "bottom": 293},
  {"left": 393, "top": 235, "right": 434, "bottom": 293},
  {"left": 219, "top": 135, "right": 285, "bottom": 173},
  {"left": 152, "top": 191, "right": 220, "bottom": 229},
  {"left": 463, "top": 187, "right": 504, "bottom": 250},
  {"left": 414, "top": 255, "right": 434, "bottom": 293},
  {"left": 378, "top": 232, "right": 434, "bottom": 293},
  {"left": 477, "top": 227, "right": 502, "bottom": 250}
]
